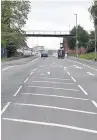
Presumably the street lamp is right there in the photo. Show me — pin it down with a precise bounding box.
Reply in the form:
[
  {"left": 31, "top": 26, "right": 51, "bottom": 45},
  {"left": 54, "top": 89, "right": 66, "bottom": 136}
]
[
  {"left": 74, "top": 14, "right": 78, "bottom": 58},
  {"left": 94, "top": 22, "right": 97, "bottom": 61},
  {"left": 68, "top": 25, "right": 70, "bottom": 33}
]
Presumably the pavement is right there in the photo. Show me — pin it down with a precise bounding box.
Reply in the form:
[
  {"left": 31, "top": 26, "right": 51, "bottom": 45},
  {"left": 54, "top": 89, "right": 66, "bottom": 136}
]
[
  {"left": 1, "top": 56, "right": 97, "bottom": 140},
  {"left": 1, "top": 56, "right": 38, "bottom": 69}
]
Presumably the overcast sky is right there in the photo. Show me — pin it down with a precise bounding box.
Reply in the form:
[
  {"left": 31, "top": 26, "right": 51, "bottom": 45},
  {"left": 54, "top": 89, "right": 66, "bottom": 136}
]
[{"left": 24, "top": 0, "right": 94, "bottom": 50}]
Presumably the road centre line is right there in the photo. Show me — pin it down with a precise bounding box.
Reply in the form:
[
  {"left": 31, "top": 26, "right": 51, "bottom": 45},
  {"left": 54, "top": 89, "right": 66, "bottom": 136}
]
[
  {"left": 20, "top": 93, "right": 89, "bottom": 101},
  {"left": 28, "top": 85, "right": 79, "bottom": 92},
  {"left": 24, "top": 77, "right": 29, "bottom": 83},
  {"left": 13, "top": 85, "right": 22, "bottom": 96},
  {"left": 71, "top": 76, "right": 76, "bottom": 82},
  {"left": 31, "top": 80, "right": 74, "bottom": 84},
  {"left": 67, "top": 58, "right": 97, "bottom": 72},
  {"left": 1, "top": 102, "right": 11, "bottom": 115},
  {"left": 78, "top": 85, "right": 88, "bottom": 95},
  {"left": 92, "top": 101, "right": 97, "bottom": 108},
  {"left": 31, "top": 77, "right": 71, "bottom": 81},
  {"left": 2, "top": 118, "right": 97, "bottom": 133}
]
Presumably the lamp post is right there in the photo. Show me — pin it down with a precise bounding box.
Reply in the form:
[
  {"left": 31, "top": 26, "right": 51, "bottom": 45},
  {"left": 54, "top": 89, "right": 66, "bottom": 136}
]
[
  {"left": 68, "top": 25, "right": 70, "bottom": 33},
  {"left": 74, "top": 14, "right": 78, "bottom": 58},
  {"left": 94, "top": 24, "right": 97, "bottom": 61}
]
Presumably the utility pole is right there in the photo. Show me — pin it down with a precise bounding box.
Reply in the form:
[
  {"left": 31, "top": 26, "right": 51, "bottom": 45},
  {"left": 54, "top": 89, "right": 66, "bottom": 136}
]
[{"left": 74, "top": 14, "right": 78, "bottom": 58}]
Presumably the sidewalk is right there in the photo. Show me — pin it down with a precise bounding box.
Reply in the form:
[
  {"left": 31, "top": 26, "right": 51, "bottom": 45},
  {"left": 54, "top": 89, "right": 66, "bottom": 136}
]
[
  {"left": 69, "top": 56, "right": 97, "bottom": 69},
  {"left": 1, "top": 56, "right": 38, "bottom": 69}
]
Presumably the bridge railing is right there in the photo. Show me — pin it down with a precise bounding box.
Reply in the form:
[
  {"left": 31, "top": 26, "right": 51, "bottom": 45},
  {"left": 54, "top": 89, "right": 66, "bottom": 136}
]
[{"left": 25, "top": 30, "right": 69, "bottom": 35}]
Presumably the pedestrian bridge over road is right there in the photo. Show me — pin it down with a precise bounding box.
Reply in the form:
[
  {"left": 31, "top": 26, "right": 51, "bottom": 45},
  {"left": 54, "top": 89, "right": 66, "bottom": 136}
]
[{"left": 24, "top": 30, "right": 75, "bottom": 38}]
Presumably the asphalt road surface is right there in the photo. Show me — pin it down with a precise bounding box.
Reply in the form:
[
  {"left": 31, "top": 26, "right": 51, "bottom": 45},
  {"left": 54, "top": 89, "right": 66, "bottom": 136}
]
[{"left": 1, "top": 56, "right": 97, "bottom": 140}]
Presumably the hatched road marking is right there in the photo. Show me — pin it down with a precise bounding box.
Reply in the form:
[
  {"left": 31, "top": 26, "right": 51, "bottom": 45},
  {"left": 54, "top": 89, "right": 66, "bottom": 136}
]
[{"left": 2, "top": 118, "right": 97, "bottom": 134}]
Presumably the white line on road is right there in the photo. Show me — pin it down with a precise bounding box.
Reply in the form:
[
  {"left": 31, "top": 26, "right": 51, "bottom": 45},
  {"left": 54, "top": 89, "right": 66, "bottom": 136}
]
[
  {"left": 2, "top": 118, "right": 97, "bottom": 133},
  {"left": 67, "top": 59, "right": 97, "bottom": 71},
  {"left": 67, "top": 71, "right": 70, "bottom": 76},
  {"left": 30, "top": 71, "right": 33, "bottom": 76},
  {"left": 15, "top": 103, "right": 97, "bottom": 115},
  {"left": 86, "top": 72, "right": 96, "bottom": 76},
  {"left": 78, "top": 85, "right": 88, "bottom": 95},
  {"left": 92, "top": 100, "right": 97, "bottom": 108},
  {"left": 28, "top": 85, "right": 79, "bottom": 91},
  {"left": 21, "top": 93, "right": 89, "bottom": 101},
  {"left": 13, "top": 85, "right": 22, "bottom": 96},
  {"left": 31, "top": 77, "right": 71, "bottom": 81},
  {"left": 64, "top": 67, "right": 71, "bottom": 76},
  {"left": 33, "top": 68, "right": 36, "bottom": 71},
  {"left": 31, "top": 80, "right": 74, "bottom": 84},
  {"left": 71, "top": 76, "right": 76, "bottom": 82},
  {"left": 52, "top": 57, "right": 56, "bottom": 64},
  {"left": 1, "top": 102, "right": 11, "bottom": 115},
  {"left": 24, "top": 77, "right": 29, "bottom": 83},
  {"left": 2, "top": 66, "right": 13, "bottom": 71}
]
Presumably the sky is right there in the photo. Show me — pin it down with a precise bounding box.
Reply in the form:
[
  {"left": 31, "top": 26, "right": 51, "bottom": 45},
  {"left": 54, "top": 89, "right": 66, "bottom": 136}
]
[{"left": 23, "top": 0, "right": 94, "bottom": 50}]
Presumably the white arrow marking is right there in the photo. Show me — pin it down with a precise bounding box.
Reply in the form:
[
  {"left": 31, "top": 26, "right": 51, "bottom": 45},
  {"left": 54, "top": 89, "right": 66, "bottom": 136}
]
[
  {"left": 86, "top": 72, "right": 95, "bottom": 76},
  {"left": 74, "top": 65, "right": 82, "bottom": 69}
]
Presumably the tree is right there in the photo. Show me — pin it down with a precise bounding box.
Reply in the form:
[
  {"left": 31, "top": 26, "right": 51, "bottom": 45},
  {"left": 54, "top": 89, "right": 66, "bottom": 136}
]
[
  {"left": 89, "top": 1, "right": 97, "bottom": 26},
  {"left": 1, "top": 1, "right": 30, "bottom": 57},
  {"left": 67, "top": 25, "right": 89, "bottom": 50}
]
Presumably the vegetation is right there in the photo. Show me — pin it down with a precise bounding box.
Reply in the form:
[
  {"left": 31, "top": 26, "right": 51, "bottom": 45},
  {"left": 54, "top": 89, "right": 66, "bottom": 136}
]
[
  {"left": 1, "top": 1, "right": 31, "bottom": 57},
  {"left": 67, "top": 25, "right": 89, "bottom": 50},
  {"left": 79, "top": 52, "right": 97, "bottom": 60},
  {"left": 89, "top": 1, "right": 97, "bottom": 26}
]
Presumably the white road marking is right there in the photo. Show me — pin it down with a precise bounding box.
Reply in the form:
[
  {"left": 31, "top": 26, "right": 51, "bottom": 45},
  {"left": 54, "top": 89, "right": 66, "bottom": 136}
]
[
  {"left": 47, "top": 72, "right": 50, "bottom": 75},
  {"left": 92, "top": 101, "right": 97, "bottom": 108},
  {"left": 28, "top": 58, "right": 39, "bottom": 64},
  {"left": 78, "top": 85, "right": 88, "bottom": 95},
  {"left": 31, "top": 77, "right": 71, "bottom": 81},
  {"left": 21, "top": 93, "right": 89, "bottom": 101},
  {"left": 64, "top": 67, "right": 66, "bottom": 70},
  {"left": 71, "top": 76, "right": 76, "bottom": 82},
  {"left": 86, "top": 72, "right": 96, "bottom": 76},
  {"left": 2, "top": 118, "right": 97, "bottom": 133},
  {"left": 13, "top": 85, "right": 22, "bottom": 96},
  {"left": 28, "top": 85, "right": 79, "bottom": 91},
  {"left": 67, "top": 58, "right": 97, "bottom": 71},
  {"left": 74, "top": 65, "right": 82, "bottom": 69},
  {"left": 67, "top": 71, "right": 70, "bottom": 76},
  {"left": 33, "top": 68, "right": 36, "bottom": 71},
  {"left": 64, "top": 68, "right": 71, "bottom": 76},
  {"left": 31, "top": 80, "right": 74, "bottom": 84},
  {"left": 24, "top": 77, "right": 29, "bottom": 83},
  {"left": 30, "top": 71, "right": 33, "bottom": 76},
  {"left": 15, "top": 103, "right": 97, "bottom": 115},
  {"left": 1, "top": 102, "right": 11, "bottom": 115},
  {"left": 52, "top": 57, "right": 55, "bottom": 64},
  {"left": 2, "top": 66, "right": 13, "bottom": 71}
]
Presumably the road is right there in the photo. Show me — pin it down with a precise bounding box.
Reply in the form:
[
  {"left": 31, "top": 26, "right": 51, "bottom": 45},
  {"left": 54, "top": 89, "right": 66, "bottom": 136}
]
[{"left": 1, "top": 56, "right": 97, "bottom": 140}]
